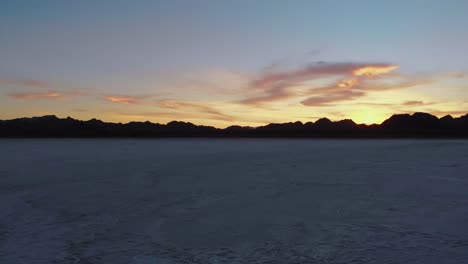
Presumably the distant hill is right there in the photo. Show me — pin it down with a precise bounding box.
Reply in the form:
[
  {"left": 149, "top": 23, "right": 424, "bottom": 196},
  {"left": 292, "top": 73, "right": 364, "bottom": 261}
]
[{"left": 0, "top": 112, "right": 467, "bottom": 138}]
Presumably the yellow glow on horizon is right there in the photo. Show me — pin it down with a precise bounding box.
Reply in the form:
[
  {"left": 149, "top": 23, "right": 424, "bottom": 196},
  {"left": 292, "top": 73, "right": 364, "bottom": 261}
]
[
  {"left": 353, "top": 65, "right": 399, "bottom": 77},
  {"left": 3, "top": 66, "right": 466, "bottom": 129},
  {"left": 349, "top": 107, "right": 389, "bottom": 125}
]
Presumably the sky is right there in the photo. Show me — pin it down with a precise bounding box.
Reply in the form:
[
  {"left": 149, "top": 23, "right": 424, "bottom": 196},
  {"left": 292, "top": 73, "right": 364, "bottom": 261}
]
[{"left": 1, "top": 0, "right": 468, "bottom": 127}]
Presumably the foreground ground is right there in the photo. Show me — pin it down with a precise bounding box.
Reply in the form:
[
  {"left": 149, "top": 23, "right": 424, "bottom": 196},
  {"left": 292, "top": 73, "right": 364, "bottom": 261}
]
[{"left": 1, "top": 139, "right": 467, "bottom": 263}]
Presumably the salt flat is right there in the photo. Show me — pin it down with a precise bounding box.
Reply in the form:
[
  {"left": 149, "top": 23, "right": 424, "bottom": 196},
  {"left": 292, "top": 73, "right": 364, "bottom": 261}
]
[{"left": 1, "top": 139, "right": 468, "bottom": 263}]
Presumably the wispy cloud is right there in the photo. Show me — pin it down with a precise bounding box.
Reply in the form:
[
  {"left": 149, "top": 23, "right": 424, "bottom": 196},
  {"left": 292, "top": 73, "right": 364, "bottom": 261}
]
[
  {"left": 3, "top": 78, "right": 94, "bottom": 102},
  {"left": 352, "top": 65, "right": 399, "bottom": 77},
  {"left": 402, "top": 100, "right": 425, "bottom": 106},
  {"left": 251, "top": 62, "right": 397, "bottom": 89},
  {"left": 240, "top": 62, "right": 398, "bottom": 105},
  {"left": 9, "top": 92, "right": 63, "bottom": 100},
  {"left": 0, "top": 79, "right": 56, "bottom": 89},
  {"left": 242, "top": 61, "right": 465, "bottom": 107},
  {"left": 353, "top": 100, "right": 435, "bottom": 107},
  {"left": 301, "top": 89, "right": 365, "bottom": 106},
  {"left": 158, "top": 100, "right": 236, "bottom": 121},
  {"left": 238, "top": 83, "right": 294, "bottom": 105},
  {"left": 299, "top": 76, "right": 435, "bottom": 106},
  {"left": 103, "top": 95, "right": 144, "bottom": 105},
  {"left": 8, "top": 90, "right": 85, "bottom": 100}
]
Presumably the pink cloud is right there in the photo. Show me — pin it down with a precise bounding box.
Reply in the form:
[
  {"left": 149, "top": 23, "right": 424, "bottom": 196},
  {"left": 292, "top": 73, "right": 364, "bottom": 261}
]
[{"left": 240, "top": 62, "right": 398, "bottom": 105}]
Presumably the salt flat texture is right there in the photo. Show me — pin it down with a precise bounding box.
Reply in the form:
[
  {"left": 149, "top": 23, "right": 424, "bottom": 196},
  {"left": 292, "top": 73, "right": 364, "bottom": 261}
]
[{"left": 0, "top": 139, "right": 467, "bottom": 264}]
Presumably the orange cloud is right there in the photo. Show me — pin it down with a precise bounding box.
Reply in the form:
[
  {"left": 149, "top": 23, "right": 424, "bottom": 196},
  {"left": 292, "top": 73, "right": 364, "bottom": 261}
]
[
  {"left": 352, "top": 65, "right": 399, "bottom": 77},
  {"left": 8, "top": 90, "right": 85, "bottom": 100},
  {"left": 103, "top": 95, "right": 142, "bottom": 105},
  {"left": 10, "top": 92, "right": 63, "bottom": 100}
]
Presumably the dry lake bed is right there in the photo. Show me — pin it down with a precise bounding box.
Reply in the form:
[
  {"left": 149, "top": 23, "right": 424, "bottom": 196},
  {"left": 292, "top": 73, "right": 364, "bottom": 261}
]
[{"left": 1, "top": 139, "right": 468, "bottom": 263}]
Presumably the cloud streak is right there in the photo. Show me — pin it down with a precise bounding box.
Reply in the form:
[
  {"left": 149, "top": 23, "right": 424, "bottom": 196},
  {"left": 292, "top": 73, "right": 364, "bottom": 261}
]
[
  {"left": 158, "top": 100, "right": 235, "bottom": 121},
  {"left": 0, "top": 79, "right": 56, "bottom": 89},
  {"left": 240, "top": 62, "right": 399, "bottom": 105},
  {"left": 301, "top": 89, "right": 366, "bottom": 106},
  {"left": 8, "top": 91, "right": 85, "bottom": 100},
  {"left": 402, "top": 100, "right": 425, "bottom": 106},
  {"left": 103, "top": 95, "right": 144, "bottom": 105},
  {"left": 3, "top": 78, "right": 94, "bottom": 101},
  {"left": 251, "top": 62, "right": 397, "bottom": 89},
  {"left": 240, "top": 61, "right": 465, "bottom": 107},
  {"left": 300, "top": 76, "right": 436, "bottom": 106},
  {"left": 352, "top": 65, "right": 399, "bottom": 77}
]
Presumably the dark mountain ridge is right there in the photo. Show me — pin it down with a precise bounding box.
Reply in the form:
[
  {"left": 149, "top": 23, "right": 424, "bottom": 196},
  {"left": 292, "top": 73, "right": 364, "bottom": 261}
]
[{"left": 1, "top": 112, "right": 467, "bottom": 138}]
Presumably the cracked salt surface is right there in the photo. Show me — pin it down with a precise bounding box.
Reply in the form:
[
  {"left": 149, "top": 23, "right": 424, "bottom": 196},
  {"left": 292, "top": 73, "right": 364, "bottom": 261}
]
[{"left": 1, "top": 139, "right": 468, "bottom": 263}]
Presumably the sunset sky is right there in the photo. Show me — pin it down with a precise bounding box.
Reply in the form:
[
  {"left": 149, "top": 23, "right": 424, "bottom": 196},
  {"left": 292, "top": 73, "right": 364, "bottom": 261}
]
[{"left": 1, "top": 0, "right": 468, "bottom": 127}]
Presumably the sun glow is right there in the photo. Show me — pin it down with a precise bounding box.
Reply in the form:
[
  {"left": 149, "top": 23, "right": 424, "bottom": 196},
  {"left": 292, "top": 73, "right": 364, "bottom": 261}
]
[{"left": 350, "top": 107, "right": 388, "bottom": 125}]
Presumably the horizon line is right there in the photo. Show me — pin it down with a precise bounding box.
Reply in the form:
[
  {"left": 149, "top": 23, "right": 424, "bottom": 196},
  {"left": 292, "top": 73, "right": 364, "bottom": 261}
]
[{"left": 2, "top": 111, "right": 468, "bottom": 129}]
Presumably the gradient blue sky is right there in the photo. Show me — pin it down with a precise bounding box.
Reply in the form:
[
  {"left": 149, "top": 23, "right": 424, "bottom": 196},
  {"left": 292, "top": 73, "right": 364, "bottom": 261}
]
[{"left": 1, "top": 0, "right": 467, "bottom": 127}]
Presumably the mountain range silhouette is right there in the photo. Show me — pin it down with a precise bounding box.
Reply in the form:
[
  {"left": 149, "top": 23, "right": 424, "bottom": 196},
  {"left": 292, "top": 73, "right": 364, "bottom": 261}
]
[{"left": 1, "top": 112, "right": 467, "bottom": 138}]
